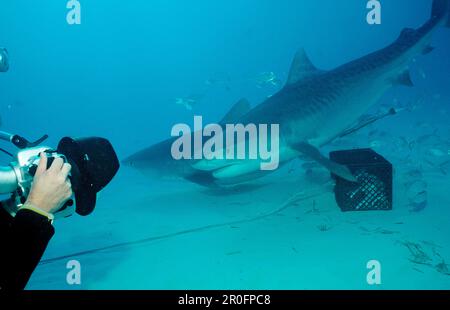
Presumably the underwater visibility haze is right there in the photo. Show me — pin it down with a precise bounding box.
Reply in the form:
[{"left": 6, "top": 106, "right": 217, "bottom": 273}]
[{"left": 0, "top": 0, "right": 450, "bottom": 289}]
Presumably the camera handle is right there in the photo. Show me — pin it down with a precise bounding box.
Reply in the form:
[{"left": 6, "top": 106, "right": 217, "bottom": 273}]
[
  {"left": 0, "top": 131, "right": 49, "bottom": 149},
  {"left": 0, "top": 166, "right": 18, "bottom": 194}
]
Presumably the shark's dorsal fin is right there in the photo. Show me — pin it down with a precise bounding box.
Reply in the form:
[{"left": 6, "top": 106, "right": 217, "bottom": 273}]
[
  {"left": 286, "top": 49, "right": 321, "bottom": 86},
  {"left": 220, "top": 98, "right": 251, "bottom": 124},
  {"left": 393, "top": 70, "right": 414, "bottom": 87}
]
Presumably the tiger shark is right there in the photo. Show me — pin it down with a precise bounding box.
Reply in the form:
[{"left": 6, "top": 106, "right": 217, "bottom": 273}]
[{"left": 124, "top": 0, "right": 450, "bottom": 187}]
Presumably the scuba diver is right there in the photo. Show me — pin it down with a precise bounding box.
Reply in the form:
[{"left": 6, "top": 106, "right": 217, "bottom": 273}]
[
  {"left": 0, "top": 48, "right": 120, "bottom": 290},
  {"left": 0, "top": 47, "right": 73, "bottom": 291},
  {"left": 0, "top": 154, "right": 73, "bottom": 291}
]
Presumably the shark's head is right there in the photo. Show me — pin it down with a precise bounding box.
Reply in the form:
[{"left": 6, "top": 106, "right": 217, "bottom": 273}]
[
  {"left": 122, "top": 147, "right": 165, "bottom": 177},
  {"left": 122, "top": 138, "right": 189, "bottom": 179}
]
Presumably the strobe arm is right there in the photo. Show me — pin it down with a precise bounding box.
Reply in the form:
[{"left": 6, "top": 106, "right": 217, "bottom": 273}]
[
  {"left": 0, "top": 131, "right": 48, "bottom": 149},
  {"left": 0, "top": 131, "right": 14, "bottom": 143}
]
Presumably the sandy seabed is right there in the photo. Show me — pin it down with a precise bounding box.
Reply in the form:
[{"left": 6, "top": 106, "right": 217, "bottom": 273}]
[{"left": 27, "top": 161, "right": 450, "bottom": 290}]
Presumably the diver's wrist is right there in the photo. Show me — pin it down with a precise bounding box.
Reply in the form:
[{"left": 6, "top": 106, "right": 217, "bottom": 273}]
[{"left": 20, "top": 202, "right": 55, "bottom": 224}]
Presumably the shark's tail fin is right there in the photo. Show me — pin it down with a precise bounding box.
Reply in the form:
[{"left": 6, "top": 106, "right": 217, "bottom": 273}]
[{"left": 432, "top": 0, "right": 450, "bottom": 27}]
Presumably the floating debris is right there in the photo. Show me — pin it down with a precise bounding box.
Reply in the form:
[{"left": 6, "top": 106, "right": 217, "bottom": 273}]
[
  {"left": 400, "top": 241, "right": 433, "bottom": 266},
  {"left": 399, "top": 240, "right": 450, "bottom": 276}
]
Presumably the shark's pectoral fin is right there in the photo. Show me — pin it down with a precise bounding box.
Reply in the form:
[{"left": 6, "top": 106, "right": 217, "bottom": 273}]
[
  {"left": 393, "top": 70, "right": 414, "bottom": 87},
  {"left": 212, "top": 161, "right": 262, "bottom": 180},
  {"left": 220, "top": 98, "right": 251, "bottom": 124},
  {"left": 293, "top": 142, "right": 357, "bottom": 182},
  {"left": 184, "top": 171, "right": 219, "bottom": 188},
  {"left": 189, "top": 159, "right": 268, "bottom": 186},
  {"left": 285, "top": 49, "right": 323, "bottom": 86}
]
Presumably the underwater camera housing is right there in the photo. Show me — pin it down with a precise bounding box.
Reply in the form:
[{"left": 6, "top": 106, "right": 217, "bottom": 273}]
[
  {"left": 0, "top": 132, "right": 120, "bottom": 218},
  {"left": 330, "top": 148, "right": 393, "bottom": 212}
]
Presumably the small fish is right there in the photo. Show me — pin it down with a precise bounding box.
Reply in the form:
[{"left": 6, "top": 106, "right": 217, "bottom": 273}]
[
  {"left": 433, "top": 94, "right": 441, "bottom": 100},
  {"left": 205, "top": 76, "right": 232, "bottom": 91},
  {"left": 205, "top": 78, "right": 218, "bottom": 86},
  {"left": 412, "top": 267, "right": 425, "bottom": 274},
  {"left": 416, "top": 133, "right": 438, "bottom": 144},
  {"left": 440, "top": 160, "right": 450, "bottom": 175},
  {"left": 368, "top": 129, "right": 379, "bottom": 137},
  {"left": 415, "top": 121, "right": 431, "bottom": 129},
  {"left": 410, "top": 200, "right": 427, "bottom": 212},
  {"left": 175, "top": 94, "right": 203, "bottom": 111},
  {"left": 175, "top": 98, "right": 195, "bottom": 110},
  {"left": 226, "top": 251, "right": 242, "bottom": 256},
  {"left": 301, "top": 161, "right": 321, "bottom": 170},
  {"left": 407, "top": 180, "right": 428, "bottom": 195},
  {"left": 411, "top": 191, "right": 427, "bottom": 205},
  {"left": 405, "top": 168, "right": 423, "bottom": 180},
  {"left": 428, "top": 148, "right": 446, "bottom": 157},
  {"left": 406, "top": 179, "right": 428, "bottom": 212},
  {"left": 418, "top": 68, "right": 427, "bottom": 79},
  {"left": 255, "top": 71, "right": 281, "bottom": 88},
  {"left": 369, "top": 140, "right": 383, "bottom": 148},
  {"left": 435, "top": 261, "right": 450, "bottom": 276}
]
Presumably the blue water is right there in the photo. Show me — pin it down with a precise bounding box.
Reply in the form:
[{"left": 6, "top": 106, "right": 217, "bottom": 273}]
[{"left": 1, "top": 0, "right": 449, "bottom": 289}]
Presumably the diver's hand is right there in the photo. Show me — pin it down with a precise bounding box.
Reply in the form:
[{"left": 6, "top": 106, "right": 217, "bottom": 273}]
[{"left": 26, "top": 153, "right": 73, "bottom": 214}]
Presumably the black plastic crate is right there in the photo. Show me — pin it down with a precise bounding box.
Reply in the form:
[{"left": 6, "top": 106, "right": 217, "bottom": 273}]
[{"left": 329, "top": 148, "right": 393, "bottom": 212}]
